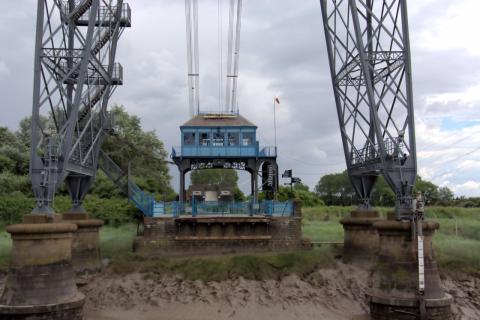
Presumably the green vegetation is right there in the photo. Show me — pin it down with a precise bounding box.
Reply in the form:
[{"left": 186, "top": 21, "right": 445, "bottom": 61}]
[
  {"left": 303, "top": 205, "right": 480, "bottom": 275},
  {"left": 0, "top": 104, "right": 479, "bottom": 280},
  {"left": 315, "top": 171, "right": 460, "bottom": 207},
  {"left": 102, "top": 106, "right": 175, "bottom": 199},
  {"left": 190, "top": 168, "right": 245, "bottom": 200},
  {"left": 108, "top": 244, "right": 335, "bottom": 282},
  {"left": 0, "top": 106, "right": 175, "bottom": 206},
  {"left": 0, "top": 205, "right": 479, "bottom": 280},
  {"left": 0, "top": 194, "right": 137, "bottom": 227}
]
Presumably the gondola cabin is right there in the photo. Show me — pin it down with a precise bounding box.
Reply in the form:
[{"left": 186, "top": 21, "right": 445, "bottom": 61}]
[{"left": 172, "top": 113, "right": 275, "bottom": 158}]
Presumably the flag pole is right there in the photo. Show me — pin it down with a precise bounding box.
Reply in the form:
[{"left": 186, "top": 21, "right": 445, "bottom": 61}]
[{"left": 273, "top": 97, "right": 277, "bottom": 153}]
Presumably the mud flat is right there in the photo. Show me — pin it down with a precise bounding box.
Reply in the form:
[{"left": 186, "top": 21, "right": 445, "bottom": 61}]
[
  {"left": 1, "top": 260, "right": 478, "bottom": 320},
  {"left": 82, "top": 263, "right": 368, "bottom": 320},
  {"left": 77, "top": 261, "right": 479, "bottom": 320}
]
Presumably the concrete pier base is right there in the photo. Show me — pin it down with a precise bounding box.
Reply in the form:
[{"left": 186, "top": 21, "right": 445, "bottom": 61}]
[
  {"left": 340, "top": 210, "right": 382, "bottom": 263},
  {"left": 134, "top": 200, "right": 311, "bottom": 256},
  {"left": 62, "top": 213, "right": 103, "bottom": 275},
  {"left": 367, "top": 220, "right": 452, "bottom": 320},
  {"left": 0, "top": 215, "right": 85, "bottom": 320}
]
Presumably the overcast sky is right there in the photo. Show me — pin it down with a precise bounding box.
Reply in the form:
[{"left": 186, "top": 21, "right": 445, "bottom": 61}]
[{"left": 2, "top": 0, "right": 480, "bottom": 197}]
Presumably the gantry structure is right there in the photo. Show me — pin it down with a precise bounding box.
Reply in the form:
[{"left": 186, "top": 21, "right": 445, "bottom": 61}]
[
  {"left": 320, "top": 0, "right": 417, "bottom": 219},
  {"left": 172, "top": 113, "right": 278, "bottom": 203},
  {"left": 27, "top": 0, "right": 417, "bottom": 221},
  {"left": 176, "top": 0, "right": 279, "bottom": 204},
  {"left": 30, "top": 0, "right": 131, "bottom": 214}
]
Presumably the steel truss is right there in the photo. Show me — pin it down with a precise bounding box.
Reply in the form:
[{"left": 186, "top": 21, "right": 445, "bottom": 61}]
[
  {"left": 320, "top": 0, "right": 417, "bottom": 219},
  {"left": 30, "top": 0, "right": 131, "bottom": 214}
]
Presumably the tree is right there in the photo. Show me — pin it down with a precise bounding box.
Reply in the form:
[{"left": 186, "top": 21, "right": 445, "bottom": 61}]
[
  {"left": 370, "top": 176, "right": 396, "bottom": 207},
  {"left": 190, "top": 169, "right": 239, "bottom": 187},
  {"left": 190, "top": 169, "right": 245, "bottom": 201},
  {"left": 315, "top": 171, "right": 450, "bottom": 207},
  {"left": 0, "top": 126, "right": 29, "bottom": 175},
  {"left": 437, "top": 186, "right": 454, "bottom": 206},
  {"left": 270, "top": 186, "right": 323, "bottom": 207},
  {"left": 293, "top": 182, "right": 310, "bottom": 192},
  {"left": 414, "top": 176, "right": 439, "bottom": 205},
  {"left": 101, "top": 105, "right": 174, "bottom": 198},
  {"left": 315, "top": 171, "right": 354, "bottom": 205}
]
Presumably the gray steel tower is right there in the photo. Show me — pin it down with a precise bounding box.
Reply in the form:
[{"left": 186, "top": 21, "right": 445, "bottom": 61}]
[
  {"left": 320, "top": 0, "right": 417, "bottom": 219},
  {"left": 30, "top": 0, "right": 131, "bottom": 214}
]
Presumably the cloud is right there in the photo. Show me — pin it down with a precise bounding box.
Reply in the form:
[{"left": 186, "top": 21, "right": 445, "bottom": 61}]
[
  {"left": 0, "top": 61, "right": 9, "bottom": 76},
  {"left": 1, "top": 0, "right": 480, "bottom": 197},
  {"left": 453, "top": 181, "right": 480, "bottom": 197}
]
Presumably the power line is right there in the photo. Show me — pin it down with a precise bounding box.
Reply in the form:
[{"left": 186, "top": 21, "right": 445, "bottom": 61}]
[{"left": 429, "top": 146, "right": 480, "bottom": 179}]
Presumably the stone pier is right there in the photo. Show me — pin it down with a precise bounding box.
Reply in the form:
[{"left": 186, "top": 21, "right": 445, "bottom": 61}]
[
  {"left": 0, "top": 215, "right": 85, "bottom": 320},
  {"left": 340, "top": 209, "right": 383, "bottom": 263},
  {"left": 62, "top": 213, "right": 104, "bottom": 275},
  {"left": 134, "top": 200, "right": 311, "bottom": 256},
  {"left": 367, "top": 220, "right": 452, "bottom": 320}
]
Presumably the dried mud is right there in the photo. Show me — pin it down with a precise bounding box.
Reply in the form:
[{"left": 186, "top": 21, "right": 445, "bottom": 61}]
[{"left": 0, "top": 262, "right": 478, "bottom": 319}]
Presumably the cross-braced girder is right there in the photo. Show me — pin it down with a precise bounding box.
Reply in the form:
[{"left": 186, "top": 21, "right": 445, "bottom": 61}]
[
  {"left": 30, "top": 0, "right": 131, "bottom": 214},
  {"left": 320, "top": 0, "right": 416, "bottom": 219}
]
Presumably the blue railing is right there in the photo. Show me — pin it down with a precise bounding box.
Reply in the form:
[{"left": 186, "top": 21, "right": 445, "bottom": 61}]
[
  {"left": 146, "top": 200, "right": 293, "bottom": 218},
  {"left": 128, "top": 180, "right": 154, "bottom": 216},
  {"left": 172, "top": 145, "right": 277, "bottom": 158},
  {"left": 260, "top": 200, "right": 293, "bottom": 216},
  {"left": 127, "top": 179, "right": 293, "bottom": 218}
]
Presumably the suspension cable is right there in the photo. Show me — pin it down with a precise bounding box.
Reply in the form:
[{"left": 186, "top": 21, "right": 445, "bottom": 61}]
[
  {"left": 225, "top": 0, "right": 242, "bottom": 114},
  {"left": 231, "top": 0, "right": 242, "bottom": 113},
  {"left": 185, "top": 0, "right": 194, "bottom": 116},
  {"left": 184, "top": 0, "right": 200, "bottom": 116},
  {"left": 218, "top": 0, "right": 223, "bottom": 111},
  {"left": 225, "top": 0, "right": 235, "bottom": 112},
  {"left": 193, "top": 0, "right": 200, "bottom": 114}
]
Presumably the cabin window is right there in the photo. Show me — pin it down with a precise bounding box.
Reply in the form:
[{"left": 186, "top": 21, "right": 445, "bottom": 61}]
[
  {"left": 242, "top": 132, "right": 254, "bottom": 146},
  {"left": 212, "top": 132, "right": 224, "bottom": 146},
  {"left": 227, "top": 132, "right": 239, "bottom": 146},
  {"left": 200, "top": 132, "right": 210, "bottom": 146},
  {"left": 183, "top": 132, "right": 196, "bottom": 146}
]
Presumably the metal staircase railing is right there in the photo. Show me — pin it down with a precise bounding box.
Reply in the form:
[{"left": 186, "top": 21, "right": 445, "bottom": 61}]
[
  {"left": 128, "top": 179, "right": 154, "bottom": 216},
  {"left": 98, "top": 151, "right": 155, "bottom": 216},
  {"left": 98, "top": 151, "right": 128, "bottom": 194},
  {"left": 78, "top": 86, "right": 107, "bottom": 123}
]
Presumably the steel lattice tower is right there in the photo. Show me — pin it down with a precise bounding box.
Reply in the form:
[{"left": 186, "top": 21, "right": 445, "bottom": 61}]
[
  {"left": 320, "top": 0, "right": 417, "bottom": 219},
  {"left": 30, "top": 0, "right": 131, "bottom": 214}
]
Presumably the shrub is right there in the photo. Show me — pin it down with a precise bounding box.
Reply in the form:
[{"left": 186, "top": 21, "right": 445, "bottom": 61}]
[
  {"left": 0, "top": 154, "right": 14, "bottom": 173},
  {"left": 0, "top": 195, "right": 138, "bottom": 226},
  {"left": 0, "top": 172, "right": 32, "bottom": 196},
  {"left": 0, "top": 192, "right": 34, "bottom": 225}
]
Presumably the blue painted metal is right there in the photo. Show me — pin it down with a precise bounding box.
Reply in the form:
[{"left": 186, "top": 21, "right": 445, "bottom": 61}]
[
  {"left": 127, "top": 178, "right": 292, "bottom": 218},
  {"left": 173, "top": 145, "right": 277, "bottom": 158},
  {"left": 174, "top": 121, "right": 276, "bottom": 159},
  {"left": 192, "top": 196, "right": 197, "bottom": 217},
  {"left": 128, "top": 179, "right": 154, "bottom": 217},
  {"left": 165, "top": 200, "right": 293, "bottom": 217}
]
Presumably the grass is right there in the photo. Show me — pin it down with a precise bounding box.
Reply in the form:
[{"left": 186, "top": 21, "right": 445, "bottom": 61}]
[
  {"left": 0, "top": 228, "right": 10, "bottom": 271},
  {"left": 0, "top": 205, "right": 479, "bottom": 279},
  {"left": 303, "top": 205, "right": 480, "bottom": 275},
  {"left": 100, "top": 223, "right": 138, "bottom": 259},
  {"left": 108, "top": 246, "right": 336, "bottom": 282}
]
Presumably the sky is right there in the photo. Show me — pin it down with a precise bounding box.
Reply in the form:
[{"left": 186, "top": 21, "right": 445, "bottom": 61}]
[{"left": 1, "top": 0, "right": 480, "bottom": 197}]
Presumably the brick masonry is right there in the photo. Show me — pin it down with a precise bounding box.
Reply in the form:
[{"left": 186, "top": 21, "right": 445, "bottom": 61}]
[
  {"left": 367, "top": 220, "right": 453, "bottom": 320},
  {"left": 133, "top": 200, "right": 311, "bottom": 256},
  {"left": 62, "top": 213, "right": 104, "bottom": 275}
]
